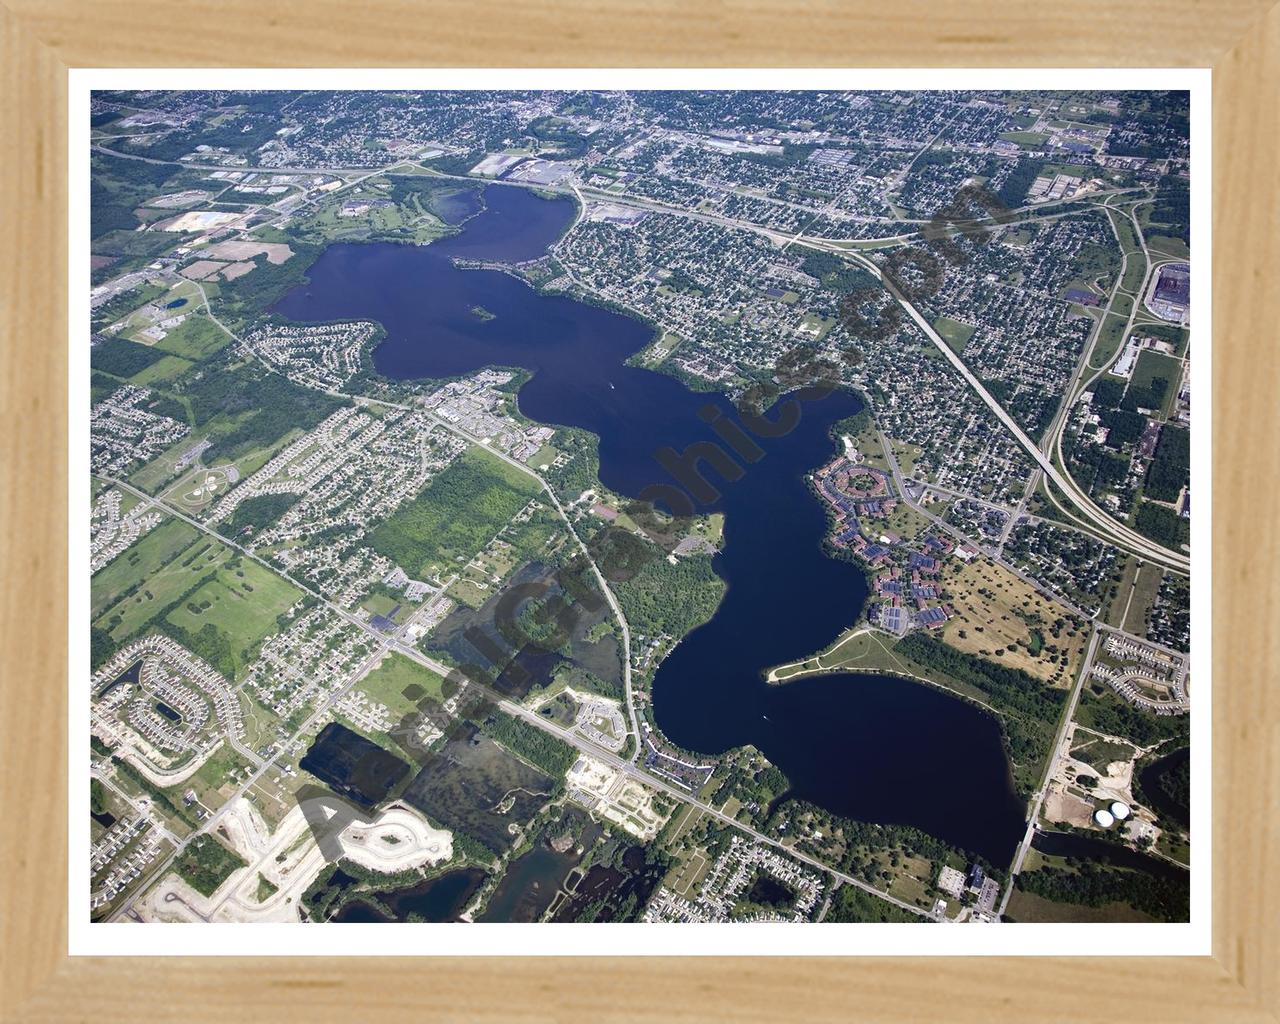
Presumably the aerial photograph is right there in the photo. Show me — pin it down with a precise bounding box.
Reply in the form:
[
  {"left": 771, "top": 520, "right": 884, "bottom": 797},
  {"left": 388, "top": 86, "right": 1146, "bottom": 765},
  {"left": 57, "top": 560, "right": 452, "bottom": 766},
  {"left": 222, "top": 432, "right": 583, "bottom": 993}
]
[{"left": 87, "top": 88, "right": 1193, "bottom": 928}]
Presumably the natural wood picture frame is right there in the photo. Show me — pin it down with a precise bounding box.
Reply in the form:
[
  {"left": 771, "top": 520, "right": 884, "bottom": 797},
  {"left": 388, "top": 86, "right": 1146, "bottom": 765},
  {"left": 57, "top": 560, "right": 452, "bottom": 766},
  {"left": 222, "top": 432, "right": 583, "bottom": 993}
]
[{"left": 2, "top": 2, "right": 1276, "bottom": 1020}]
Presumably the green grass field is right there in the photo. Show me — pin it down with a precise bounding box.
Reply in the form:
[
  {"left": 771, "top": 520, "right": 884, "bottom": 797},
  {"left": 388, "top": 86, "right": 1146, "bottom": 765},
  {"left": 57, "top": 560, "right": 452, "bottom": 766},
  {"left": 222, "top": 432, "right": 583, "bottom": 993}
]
[
  {"left": 1089, "top": 315, "right": 1128, "bottom": 374},
  {"left": 525, "top": 443, "right": 560, "bottom": 470},
  {"left": 1121, "top": 563, "right": 1166, "bottom": 634},
  {"left": 163, "top": 555, "right": 303, "bottom": 665},
  {"left": 91, "top": 517, "right": 198, "bottom": 616},
  {"left": 1109, "top": 291, "right": 1134, "bottom": 322},
  {"left": 998, "top": 130, "right": 1050, "bottom": 148},
  {"left": 128, "top": 432, "right": 208, "bottom": 494},
  {"left": 1109, "top": 209, "right": 1144, "bottom": 257},
  {"left": 95, "top": 536, "right": 230, "bottom": 642},
  {"left": 186, "top": 742, "right": 255, "bottom": 812},
  {"left": 932, "top": 316, "right": 976, "bottom": 353},
  {"left": 1101, "top": 554, "right": 1137, "bottom": 628},
  {"left": 130, "top": 353, "right": 194, "bottom": 386},
  {"left": 1118, "top": 251, "right": 1148, "bottom": 297},
  {"left": 154, "top": 313, "right": 232, "bottom": 361},
  {"left": 1130, "top": 348, "right": 1181, "bottom": 389},
  {"left": 300, "top": 193, "right": 452, "bottom": 245},
  {"left": 770, "top": 629, "right": 985, "bottom": 707},
  {"left": 357, "top": 652, "right": 448, "bottom": 718},
  {"left": 1146, "top": 235, "right": 1190, "bottom": 261}
]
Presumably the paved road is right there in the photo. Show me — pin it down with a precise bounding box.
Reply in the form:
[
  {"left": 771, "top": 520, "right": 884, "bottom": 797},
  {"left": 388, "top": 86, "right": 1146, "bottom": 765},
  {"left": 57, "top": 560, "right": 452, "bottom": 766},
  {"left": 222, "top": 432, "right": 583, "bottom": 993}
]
[
  {"left": 101, "top": 136, "right": 1182, "bottom": 577},
  {"left": 397, "top": 643, "right": 929, "bottom": 918},
  {"left": 176, "top": 272, "right": 646, "bottom": 767},
  {"left": 100, "top": 471, "right": 927, "bottom": 919},
  {"left": 1036, "top": 193, "right": 1142, "bottom": 454},
  {"left": 1035, "top": 195, "right": 1188, "bottom": 564},
  {"left": 876, "top": 431, "right": 1096, "bottom": 623},
  {"left": 817, "top": 241, "right": 1188, "bottom": 574},
  {"left": 996, "top": 627, "right": 1101, "bottom": 918}
]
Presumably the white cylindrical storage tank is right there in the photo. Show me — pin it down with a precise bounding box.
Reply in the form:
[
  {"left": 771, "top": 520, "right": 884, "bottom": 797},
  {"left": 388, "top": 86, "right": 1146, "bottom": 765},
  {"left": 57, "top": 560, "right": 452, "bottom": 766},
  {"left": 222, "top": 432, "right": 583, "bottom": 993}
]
[
  {"left": 1093, "top": 808, "right": 1115, "bottom": 828},
  {"left": 1110, "top": 801, "right": 1131, "bottom": 821}
]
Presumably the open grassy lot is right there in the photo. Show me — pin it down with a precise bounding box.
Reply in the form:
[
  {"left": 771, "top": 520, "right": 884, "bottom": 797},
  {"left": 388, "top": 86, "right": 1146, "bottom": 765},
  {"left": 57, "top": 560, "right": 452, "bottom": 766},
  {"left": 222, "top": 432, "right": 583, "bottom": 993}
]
[
  {"left": 153, "top": 311, "right": 232, "bottom": 361},
  {"left": 226, "top": 427, "right": 307, "bottom": 481},
  {"left": 1101, "top": 554, "right": 1137, "bottom": 628},
  {"left": 939, "top": 556, "right": 1087, "bottom": 687},
  {"left": 931, "top": 316, "right": 976, "bottom": 353},
  {"left": 1088, "top": 314, "right": 1128, "bottom": 374},
  {"left": 887, "top": 437, "right": 925, "bottom": 480},
  {"left": 525, "top": 443, "right": 560, "bottom": 470},
  {"left": 446, "top": 577, "right": 496, "bottom": 610},
  {"left": 296, "top": 189, "right": 453, "bottom": 246},
  {"left": 128, "top": 432, "right": 209, "bottom": 494},
  {"left": 367, "top": 446, "right": 541, "bottom": 578},
  {"left": 163, "top": 554, "right": 303, "bottom": 671},
  {"left": 1118, "top": 249, "right": 1148, "bottom": 296},
  {"left": 357, "top": 651, "right": 448, "bottom": 718},
  {"left": 1119, "top": 561, "right": 1163, "bottom": 635},
  {"left": 238, "top": 690, "right": 284, "bottom": 753},
  {"left": 130, "top": 353, "right": 194, "bottom": 386},
  {"left": 877, "top": 500, "right": 936, "bottom": 545},
  {"left": 638, "top": 329, "right": 685, "bottom": 366},
  {"left": 91, "top": 517, "right": 198, "bottom": 616},
  {"left": 662, "top": 812, "right": 715, "bottom": 900},
  {"left": 1129, "top": 349, "right": 1182, "bottom": 416},
  {"left": 95, "top": 536, "right": 231, "bottom": 642},
  {"left": 186, "top": 743, "right": 255, "bottom": 815},
  {"left": 1108, "top": 208, "right": 1144, "bottom": 257},
  {"left": 359, "top": 592, "right": 406, "bottom": 620},
  {"left": 1146, "top": 234, "right": 1190, "bottom": 261},
  {"left": 998, "top": 130, "right": 1050, "bottom": 147},
  {"left": 1109, "top": 291, "right": 1134, "bottom": 323},
  {"left": 771, "top": 628, "right": 895, "bottom": 681},
  {"left": 161, "top": 465, "right": 236, "bottom": 515},
  {"left": 505, "top": 513, "right": 562, "bottom": 566}
]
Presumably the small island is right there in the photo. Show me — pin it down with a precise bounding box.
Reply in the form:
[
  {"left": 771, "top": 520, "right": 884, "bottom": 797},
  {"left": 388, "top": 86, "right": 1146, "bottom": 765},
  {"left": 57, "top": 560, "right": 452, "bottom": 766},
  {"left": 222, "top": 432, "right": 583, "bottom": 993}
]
[{"left": 469, "top": 305, "right": 496, "bottom": 321}]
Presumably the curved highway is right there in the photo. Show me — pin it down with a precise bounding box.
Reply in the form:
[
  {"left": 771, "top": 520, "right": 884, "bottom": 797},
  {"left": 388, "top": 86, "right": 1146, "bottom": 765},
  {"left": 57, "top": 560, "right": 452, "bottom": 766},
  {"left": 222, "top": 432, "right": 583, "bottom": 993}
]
[{"left": 818, "top": 241, "right": 1189, "bottom": 574}]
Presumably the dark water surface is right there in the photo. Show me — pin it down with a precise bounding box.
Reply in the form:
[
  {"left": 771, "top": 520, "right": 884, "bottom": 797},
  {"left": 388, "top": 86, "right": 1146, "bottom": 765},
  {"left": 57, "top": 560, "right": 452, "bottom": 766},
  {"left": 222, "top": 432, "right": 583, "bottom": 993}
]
[
  {"left": 330, "top": 867, "right": 487, "bottom": 923},
  {"left": 476, "top": 845, "right": 578, "bottom": 922},
  {"left": 273, "top": 186, "right": 1025, "bottom": 863},
  {"left": 1136, "top": 746, "right": 1191, "bottom": 832},
  {"left": 1030, "top": 830, "right": 1188, "bottom": 881},
  {"left": 429, "top": 185, "right": 485, "bottom": 226}
]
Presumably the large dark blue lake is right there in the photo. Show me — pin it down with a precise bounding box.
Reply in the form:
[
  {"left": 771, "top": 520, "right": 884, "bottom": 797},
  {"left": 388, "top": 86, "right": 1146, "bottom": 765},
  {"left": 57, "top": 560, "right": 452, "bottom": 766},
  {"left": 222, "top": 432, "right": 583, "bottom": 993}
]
[{"left": 273, "top": 185, "right": 1025, "bottom": 863}]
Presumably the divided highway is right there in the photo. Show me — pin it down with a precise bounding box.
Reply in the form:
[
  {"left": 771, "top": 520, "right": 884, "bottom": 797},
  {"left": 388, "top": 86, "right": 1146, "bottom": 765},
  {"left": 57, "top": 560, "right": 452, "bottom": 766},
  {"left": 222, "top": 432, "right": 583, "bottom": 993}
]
[{"left": 821, "top": 243, "right": 1189, "bottom": 574}]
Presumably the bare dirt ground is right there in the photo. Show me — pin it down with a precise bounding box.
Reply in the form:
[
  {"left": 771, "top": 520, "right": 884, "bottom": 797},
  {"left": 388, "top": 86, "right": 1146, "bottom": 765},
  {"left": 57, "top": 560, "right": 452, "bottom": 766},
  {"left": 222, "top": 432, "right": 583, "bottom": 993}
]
[
  {"left": 133, "top": 796, "right": 453, "bottom": 923},
  {"left": 179, "top": 260, "right": 227, "bottom": 281},
  {"left": 205, "top": 239, "right": 294, "bottom": 265}
]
